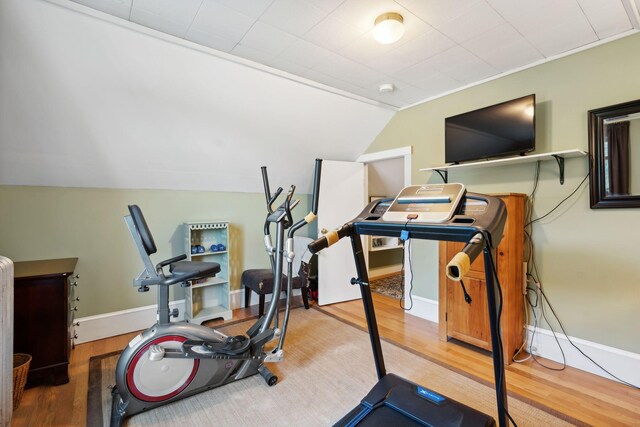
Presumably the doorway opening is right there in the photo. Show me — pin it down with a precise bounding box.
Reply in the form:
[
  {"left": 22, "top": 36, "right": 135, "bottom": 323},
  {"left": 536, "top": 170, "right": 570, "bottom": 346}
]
[
  {"left": 357, "top": 147, "right": 412, "bottom": 303},
  {"left": 366, "top": 157, "right": 404, "bottom": 299}
]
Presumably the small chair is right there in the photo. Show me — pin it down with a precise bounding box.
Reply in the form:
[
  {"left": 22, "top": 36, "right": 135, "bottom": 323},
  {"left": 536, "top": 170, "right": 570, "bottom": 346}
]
[{"left": 242, "top": 236, "right": 312, "bottom": 317}]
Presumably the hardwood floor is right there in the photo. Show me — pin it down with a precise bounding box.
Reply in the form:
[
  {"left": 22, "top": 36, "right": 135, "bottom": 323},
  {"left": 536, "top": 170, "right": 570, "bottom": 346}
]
[
  {"left": 320, "top": 295, "right": 640, "bottom": 427},
  {"left": 12, "top": 294, "right": 640, "bottom": 426}
]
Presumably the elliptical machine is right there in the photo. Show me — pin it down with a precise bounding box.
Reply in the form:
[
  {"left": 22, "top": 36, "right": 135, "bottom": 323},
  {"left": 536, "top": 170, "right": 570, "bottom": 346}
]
[{"left": 110, "top": 159, "right": 322, "bottom": 426}]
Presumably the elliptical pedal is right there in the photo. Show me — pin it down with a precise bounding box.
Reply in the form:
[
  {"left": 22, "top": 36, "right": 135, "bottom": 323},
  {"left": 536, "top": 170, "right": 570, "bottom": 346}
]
[{"left": 182, "top": 335, "right": 251, "bottom": 357}]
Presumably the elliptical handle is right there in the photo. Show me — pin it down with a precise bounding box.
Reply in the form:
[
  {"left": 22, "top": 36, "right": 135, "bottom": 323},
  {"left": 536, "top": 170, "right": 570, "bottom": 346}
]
[
  {"left": 284, "top": 185, "right": 296, "bottom": 227},
  {"left": 268, "top": 187, "right": 283, "bottom": 214},
  {"left": 308, "top": 224, "right": 350, "bottom": 254},
  {"left": 261, "top": 166, "right": 271, "bottom": 210},
  {"left": 261, "top": 166, "right": 283, "bottom": 214},
  {"left": 311, "top": 159, "right": 322, "bottom": 215},
  {"left": 287, "top": 159, "right": 323, "bottom": 238}
]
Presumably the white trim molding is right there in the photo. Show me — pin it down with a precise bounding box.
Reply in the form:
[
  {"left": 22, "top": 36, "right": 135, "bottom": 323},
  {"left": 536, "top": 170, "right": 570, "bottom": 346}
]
[
  {"left": 356, "top": 146, "right": 412, "bottom": 163},
  {"left": 357, "top": 146, "right": 413, "bottom": 187},
  {"left": 404, "top": 295, "right": 439, "bottom": 323},
  {"left": 369, "top": 265, "right": 402, "bottom": 280},
  {"left": 525, "top": 325, "right": 640, "bottom": 386},
  {"left": 0, "top": 256, "right": 14, "bottom": 425},
  {"left": 75, "top": 300, "right": 186, "bottom": 344},
  {"left": 75, "top": 288, "right": 303, "bottom": 344},
  {"left": 399, "top": 294, "right": 640, "bottom": 386}
]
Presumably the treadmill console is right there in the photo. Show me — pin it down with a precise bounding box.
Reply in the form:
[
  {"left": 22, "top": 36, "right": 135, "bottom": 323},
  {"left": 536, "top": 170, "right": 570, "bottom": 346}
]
[{"left": 382, "top": 184, "right": 465, "bottom": 223}]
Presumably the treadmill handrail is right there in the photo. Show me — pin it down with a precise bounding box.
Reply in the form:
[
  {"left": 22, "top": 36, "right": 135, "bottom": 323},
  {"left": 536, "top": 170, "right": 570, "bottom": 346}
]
[{"left": 308, "top": 192, "right": 506, "bottom": 282}]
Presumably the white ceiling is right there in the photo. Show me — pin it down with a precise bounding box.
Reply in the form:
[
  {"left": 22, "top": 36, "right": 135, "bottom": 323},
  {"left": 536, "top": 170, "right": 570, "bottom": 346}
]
[
  {"left": 1, "top": 0, "right": 394, "bottom": 193},
  {"left": 71, "top": 0, "right": 640, "bottom": 109}
]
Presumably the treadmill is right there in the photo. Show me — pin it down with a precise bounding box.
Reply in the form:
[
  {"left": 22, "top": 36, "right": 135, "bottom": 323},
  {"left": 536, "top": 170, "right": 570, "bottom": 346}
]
[{"left": 308, "top": 183, "right": 510, "bottom": 427}]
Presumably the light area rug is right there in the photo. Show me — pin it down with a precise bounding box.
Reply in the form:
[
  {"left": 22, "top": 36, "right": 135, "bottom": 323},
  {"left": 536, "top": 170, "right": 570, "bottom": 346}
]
[{"left": 89, "top": 307, "right": 580, "bottom": 426}]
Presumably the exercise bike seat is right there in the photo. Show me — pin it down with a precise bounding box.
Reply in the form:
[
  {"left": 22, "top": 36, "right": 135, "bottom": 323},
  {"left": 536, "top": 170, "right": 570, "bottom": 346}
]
[{"left": 170, "top": 261, "right": 221, "bottom": 281}]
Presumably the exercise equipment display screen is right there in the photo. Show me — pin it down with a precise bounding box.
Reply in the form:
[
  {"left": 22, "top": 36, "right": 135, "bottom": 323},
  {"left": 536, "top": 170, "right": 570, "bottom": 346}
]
[{"left": 382, "top": 184, "right": 466, "bottom": 223}]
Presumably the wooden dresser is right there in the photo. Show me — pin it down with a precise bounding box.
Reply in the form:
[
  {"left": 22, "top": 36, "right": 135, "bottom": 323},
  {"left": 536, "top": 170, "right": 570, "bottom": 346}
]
[
  {"left": 438, "top": 193, "right": 525, "bottom": 364},
  {"left": 14, "top": 258, "right": 78, "bottom": 386}
]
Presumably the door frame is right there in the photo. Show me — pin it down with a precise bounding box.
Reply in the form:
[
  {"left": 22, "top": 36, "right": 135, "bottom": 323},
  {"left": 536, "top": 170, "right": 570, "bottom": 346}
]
[{"left": 356, "top": 146, "right": 412, "bottom": 309}]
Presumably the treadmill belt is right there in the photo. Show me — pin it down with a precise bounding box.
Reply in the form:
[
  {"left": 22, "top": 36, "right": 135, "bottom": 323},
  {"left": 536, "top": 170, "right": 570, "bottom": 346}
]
[{"left": 335, "top": 374, "right": 495, "bottom": 427}]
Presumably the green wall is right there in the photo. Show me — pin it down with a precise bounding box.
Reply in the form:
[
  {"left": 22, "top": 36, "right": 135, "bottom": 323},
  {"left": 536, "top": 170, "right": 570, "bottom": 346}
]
[
  {"left": 0, "top": 185, "right": 310, "bottom": 317},
  {"left": 366, "top": 33, "right": 640, "bottom": 353}
]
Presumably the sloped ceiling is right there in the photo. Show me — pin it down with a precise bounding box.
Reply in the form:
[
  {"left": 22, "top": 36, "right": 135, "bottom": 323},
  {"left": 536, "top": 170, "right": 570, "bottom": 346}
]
[
  {"left": 68, "top": 0, "right": 640, "bottom": 109},
  {"left": 0, "top": 0, "right": 395, "bottom": 193}
]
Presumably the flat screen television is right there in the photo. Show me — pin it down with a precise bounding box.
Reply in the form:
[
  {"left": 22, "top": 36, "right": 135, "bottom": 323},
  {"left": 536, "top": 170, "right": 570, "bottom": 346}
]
[{"left": 445, "top": 94, "right": 535, "bottom": 164}]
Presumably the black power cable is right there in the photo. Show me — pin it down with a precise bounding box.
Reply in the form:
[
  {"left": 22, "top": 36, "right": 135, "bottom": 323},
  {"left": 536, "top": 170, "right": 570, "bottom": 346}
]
[
  {"left": 399, "top": 219, "right": 414, "bottom": 311},
  {"left": 524, "top": 172, "right": 589, "bottom": 228},
  {"left": 538, "top": 286, "right": 639, "bottom": 389},
  {"left": 522, "top": 165, "right": 639, "bottom": 388}
]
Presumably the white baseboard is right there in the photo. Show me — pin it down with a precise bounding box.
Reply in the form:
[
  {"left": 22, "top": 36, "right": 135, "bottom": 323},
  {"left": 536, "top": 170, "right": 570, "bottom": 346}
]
[
  {"left": 75, "top": 300, "right": 186, "bottom": 344},
  {"left": 76, "top": 290, "right": 638, "bottom": 386},
  {"left": 76, "top": 288, "right": 302, "bottom": 344},
  {"left": 397, "top": 295, "right": 639, "bottom": 386},
  {"left": 369, "top": 265, "right": 402, "bottom": 279},
  {"left": 403, "top": 294, "right": 439, "bottom": 323},
  {"left": 525, "top": 325, "right": 640, "bottom": 386}
]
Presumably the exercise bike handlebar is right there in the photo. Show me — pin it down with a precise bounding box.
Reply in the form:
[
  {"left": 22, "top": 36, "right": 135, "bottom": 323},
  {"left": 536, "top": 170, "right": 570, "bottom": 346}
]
[
  {"left": 163, "top": 268, "right": 205, "bottom": 287},
  {"left": 155, "top": 254, "right": 187, "bottom": 271}
]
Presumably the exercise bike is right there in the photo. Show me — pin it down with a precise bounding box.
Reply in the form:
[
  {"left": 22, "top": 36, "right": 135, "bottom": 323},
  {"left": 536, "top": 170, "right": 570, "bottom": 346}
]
[{"left": 110, "top": 159, "right": 322, "bottom": 426}]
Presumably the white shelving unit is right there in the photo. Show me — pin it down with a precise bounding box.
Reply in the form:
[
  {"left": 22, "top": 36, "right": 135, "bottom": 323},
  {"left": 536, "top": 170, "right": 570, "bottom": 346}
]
[
  {"left": 420, "top": 149, "right": 587, "bottom": 184},
  {"left": 370, "top": 236, "right": 402, "bottom": 252},
  {"left": 368, "top": 196, "right": 403, "bottom": 253},
  {"left": 184, "top": 221, "right": 232, "bottom": 324}
]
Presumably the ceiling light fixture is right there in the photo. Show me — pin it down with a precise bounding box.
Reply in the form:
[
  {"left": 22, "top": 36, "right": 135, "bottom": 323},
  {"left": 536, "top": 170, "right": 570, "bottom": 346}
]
[
  {"left": 373, "top": 12, "right": 405, "bottom": 44},
  {"left": 379, "top": 83, "right": 395, "bottom": 93}
]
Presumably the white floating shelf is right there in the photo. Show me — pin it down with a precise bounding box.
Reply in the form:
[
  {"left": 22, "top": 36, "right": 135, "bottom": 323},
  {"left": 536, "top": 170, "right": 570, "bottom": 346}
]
[
  {"left": 191, "top": 250, "right": 228, "bottom": 257},
  {"left": 420, "top": 149, "right": 587, "bottom": 184}
]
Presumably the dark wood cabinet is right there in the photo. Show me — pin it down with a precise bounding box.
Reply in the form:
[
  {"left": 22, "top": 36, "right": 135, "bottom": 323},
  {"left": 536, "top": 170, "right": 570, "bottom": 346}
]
[
  {"left": 13, "top": 258, "right": 78, "bottom": 386},
  {"left": 438, "top": 194, "right": 525, "bottom": 364}
]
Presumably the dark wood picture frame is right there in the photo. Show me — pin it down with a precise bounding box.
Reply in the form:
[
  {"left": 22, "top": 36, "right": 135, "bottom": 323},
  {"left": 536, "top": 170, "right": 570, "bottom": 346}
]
[{"left": 588, "top": 99, "right": 640, "bottom": 208}]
